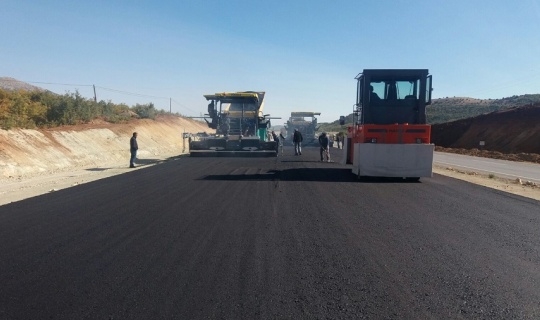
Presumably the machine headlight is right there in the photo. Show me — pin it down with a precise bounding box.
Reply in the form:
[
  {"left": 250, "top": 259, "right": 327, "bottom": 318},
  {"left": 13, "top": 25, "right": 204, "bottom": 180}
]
[{"left": 416, "top": 138, "right": 422, "bottom": 144}]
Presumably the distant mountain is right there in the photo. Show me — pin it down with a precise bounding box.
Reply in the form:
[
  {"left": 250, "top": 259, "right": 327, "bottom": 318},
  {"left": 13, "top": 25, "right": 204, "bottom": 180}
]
[
  {"left": 427, "top": 94, "right": 540, "bottom": 123},
  {"left": 0, "top": 77, "right": 47, "bottom": 92}
]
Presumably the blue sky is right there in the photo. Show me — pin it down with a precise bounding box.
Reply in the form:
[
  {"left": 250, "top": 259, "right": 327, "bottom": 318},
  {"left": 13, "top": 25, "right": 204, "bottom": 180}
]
[{"left": 2, "top": 0, "right": 540, "bottom": 123}]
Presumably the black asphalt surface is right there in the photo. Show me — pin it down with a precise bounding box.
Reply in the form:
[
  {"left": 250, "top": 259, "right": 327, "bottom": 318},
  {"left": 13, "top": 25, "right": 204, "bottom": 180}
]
[{"left": 1, "top": 146, "right": 540, "bottom": 319}]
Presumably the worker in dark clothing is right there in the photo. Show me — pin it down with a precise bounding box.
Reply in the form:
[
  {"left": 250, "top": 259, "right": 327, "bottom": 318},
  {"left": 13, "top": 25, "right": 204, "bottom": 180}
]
[
  {"left": 271, "top": 130, "right": 279, "bottom": 141},
  {"left": 293, "top": 129, "right": 303, "bottom": 155},
  {"left": 271, "top": 131, "right": 279, "bottom": 153},
  {"left": 129, "top": 132, "right": 138, "bottom": 168},
  {"left": 318, "top": 132, "right": 330, "bottom": 162},
  {"left": 370, "top": 85, "right": 381, "bottom": 101}
]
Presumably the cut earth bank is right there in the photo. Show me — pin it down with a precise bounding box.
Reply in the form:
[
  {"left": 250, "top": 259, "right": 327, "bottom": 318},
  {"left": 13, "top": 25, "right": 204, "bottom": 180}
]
[
  {"left": 0, "top": 115, "right": 209, "bottom": 205},
  {"left": 0, "top": 115, "right": 209, "bottom": 178},
  {"left": 1, "top": 115, "right": 539, "bottom": 206}
]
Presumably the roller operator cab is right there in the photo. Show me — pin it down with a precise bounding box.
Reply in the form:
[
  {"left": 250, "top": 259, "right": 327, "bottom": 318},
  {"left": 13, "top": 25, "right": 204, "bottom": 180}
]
[
  {"left": 344, "top": 69, "right": 434, "bottom": 180},
  {"left": 189, "top": 91, "right": 279, "bottom": 157}
]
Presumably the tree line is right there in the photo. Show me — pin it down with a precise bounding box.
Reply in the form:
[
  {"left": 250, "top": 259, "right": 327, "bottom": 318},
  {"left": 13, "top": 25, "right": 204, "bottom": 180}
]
[{"left": 0, "top": 89, "right": 167, "bottom": 130}]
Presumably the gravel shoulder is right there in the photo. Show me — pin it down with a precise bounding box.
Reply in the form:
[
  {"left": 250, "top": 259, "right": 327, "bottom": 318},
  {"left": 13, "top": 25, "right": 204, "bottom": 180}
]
[
  {"left": 0, "top": 153, "right": 179, "bottom": 206},
  {"left": 433, "top": 164, "right": 540, "bottom": 201}
]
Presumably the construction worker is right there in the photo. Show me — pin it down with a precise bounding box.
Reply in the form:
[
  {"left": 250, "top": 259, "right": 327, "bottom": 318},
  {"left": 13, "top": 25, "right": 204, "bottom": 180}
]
[
  {"left": 129, "top": 132, "right": 138, "bottom": 168},
  {"left": 293, "top": 129, "right": 303, "bottom": 155},
  {"left": 271, "top": 131, "right": 279, "bottom": 153},
  {"left": 318, "top": 132, "right": 330, "bottom": 162}
]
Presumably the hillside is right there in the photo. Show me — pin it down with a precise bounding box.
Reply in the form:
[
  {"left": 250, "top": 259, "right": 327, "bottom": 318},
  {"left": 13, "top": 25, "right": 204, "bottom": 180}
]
[
  {"left": 427, "top": 94, "right": 540, "bottom": 123},
  {"left": 0, "top": 77, "right": 171, "bottom": 130},
  {"left": 0, "top": 115, "right": 210, "bottom": 178},
  {"left": 431, "top": 103, "right": 540, "bottom": 156},
  {"left": 0, "top": 77, "right": 47, "bottom": 92}
]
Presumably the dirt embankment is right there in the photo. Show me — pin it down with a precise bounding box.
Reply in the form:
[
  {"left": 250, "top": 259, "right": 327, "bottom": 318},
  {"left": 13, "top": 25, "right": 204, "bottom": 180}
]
[
  {"left": 0, "top": 115, "right": 210, "bottom": 178},
  {"left": 432, "top": 104, "right": 540, "bottom": 163}
]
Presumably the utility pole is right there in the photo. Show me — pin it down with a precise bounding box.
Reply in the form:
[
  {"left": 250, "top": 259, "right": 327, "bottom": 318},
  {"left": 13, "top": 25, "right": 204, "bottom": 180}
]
[{"left": 93, "top": 85, "right": 97, "bottom": 102}]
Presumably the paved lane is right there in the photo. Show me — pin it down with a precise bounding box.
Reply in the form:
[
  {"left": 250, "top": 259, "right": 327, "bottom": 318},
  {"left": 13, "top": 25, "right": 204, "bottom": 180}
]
[
  {"left": 435, "top": 151, "right": 540, "bottom": 184},
  {"left": 1, "top": 146, "right": 539, "bottom": 319}
]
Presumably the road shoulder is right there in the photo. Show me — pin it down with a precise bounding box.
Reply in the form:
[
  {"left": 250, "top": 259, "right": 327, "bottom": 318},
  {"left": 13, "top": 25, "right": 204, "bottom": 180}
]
[{"left": 433, "top": 164, "right": 540, "bottom": 201}]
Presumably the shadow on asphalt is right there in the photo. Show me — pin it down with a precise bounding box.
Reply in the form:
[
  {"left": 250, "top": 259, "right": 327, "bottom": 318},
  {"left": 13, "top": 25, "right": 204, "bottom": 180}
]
[
  {"left": 200, "top": 168, "right": 421, "bottom": 183},
  {"left": 279, "top": 160, "right": 325, "bottom": 163},
  {"left": 85, "top": 158, "right": 167, "bottom": 171},
  {"left": 134, "top": 158, "right": 166, "bottom": 165},
  {"left": 86, "top": 167, "right": 112, "bottom": 172}
]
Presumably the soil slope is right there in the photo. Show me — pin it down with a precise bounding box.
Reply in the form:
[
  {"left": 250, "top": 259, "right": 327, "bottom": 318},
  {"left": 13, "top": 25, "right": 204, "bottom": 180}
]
[
  {"left": 432, "top": 104, "right": 540, "bottom": 163},
  {"left": 0, "top": 115, "right": 210, "bottom": 178}
]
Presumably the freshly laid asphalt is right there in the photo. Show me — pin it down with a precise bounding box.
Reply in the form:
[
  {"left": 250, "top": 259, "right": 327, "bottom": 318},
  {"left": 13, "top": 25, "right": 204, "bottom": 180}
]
[{"left": 1, "top": 146, "right": 539, "bottom": 319}]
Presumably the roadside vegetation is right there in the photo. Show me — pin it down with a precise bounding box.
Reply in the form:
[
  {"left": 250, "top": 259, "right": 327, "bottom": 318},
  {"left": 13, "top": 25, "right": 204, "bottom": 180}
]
[
  {"left": 0, "top": 88, "right": 170, "bottom": 130},
  {"left": 427, "top": 94, "right": 540, "bottom": 123}
]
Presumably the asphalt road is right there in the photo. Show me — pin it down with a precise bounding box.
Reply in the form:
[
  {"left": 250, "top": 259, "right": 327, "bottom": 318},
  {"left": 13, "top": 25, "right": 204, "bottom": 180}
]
[
  {"left": 1, "top": 146, "right": 539, "bottom": 319},
  {"left": 434, "top": 151, "right": 540, "bottom": 184}
]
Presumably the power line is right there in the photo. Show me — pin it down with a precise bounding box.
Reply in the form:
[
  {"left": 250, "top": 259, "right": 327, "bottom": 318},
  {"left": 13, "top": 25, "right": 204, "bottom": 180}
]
[
  {"left": 1, "top": 79, "right": 93, "bottom": 87},
  {"left": 2, "top": 77, "right": 204, "bottom": 114},
  {"left": 4, "top": 78, "right": 172, "bottom": 101},
  {"left": 27, "top": 81, "right": 93, "bottom": 87},
  {"left": 171, "top": 99, "right": 199, "bottom": 114},
  {"left": 95, "top": 85, "right": 171, "bottom": 100}
]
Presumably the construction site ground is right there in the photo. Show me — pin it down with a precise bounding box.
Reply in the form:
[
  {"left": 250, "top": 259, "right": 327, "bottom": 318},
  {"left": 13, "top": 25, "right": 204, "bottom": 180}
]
[{"left": 1, "top": 114, "right": 539, "bottom": 205}]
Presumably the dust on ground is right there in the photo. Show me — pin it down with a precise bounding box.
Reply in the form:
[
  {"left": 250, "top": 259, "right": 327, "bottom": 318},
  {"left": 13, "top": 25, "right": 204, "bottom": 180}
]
[{"left": 433, "top": 165, "right": 540, "bottom": 201}]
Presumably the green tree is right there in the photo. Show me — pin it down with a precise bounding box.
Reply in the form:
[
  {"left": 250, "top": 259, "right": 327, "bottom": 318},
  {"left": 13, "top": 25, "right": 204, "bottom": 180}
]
[{"left": 132, "top": 103, "right": 157, "bottom": 119}]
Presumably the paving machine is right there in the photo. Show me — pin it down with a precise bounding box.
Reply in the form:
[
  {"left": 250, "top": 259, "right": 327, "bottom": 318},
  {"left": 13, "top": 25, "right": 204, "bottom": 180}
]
[
  {"left": 343, "top": 69, "right": 434, "bottom": 180},
  {"left": 190, "top": 91, "right": 279, "bottom": 157},
  {"left": 284, "top": 112, "right": 321, "bottom": 145}
]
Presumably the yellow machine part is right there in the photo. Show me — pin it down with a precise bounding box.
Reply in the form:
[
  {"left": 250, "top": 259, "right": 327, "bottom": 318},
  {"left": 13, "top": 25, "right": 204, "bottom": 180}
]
[{"left": 203, "top": 92, "right": 260, "bottom": 100}]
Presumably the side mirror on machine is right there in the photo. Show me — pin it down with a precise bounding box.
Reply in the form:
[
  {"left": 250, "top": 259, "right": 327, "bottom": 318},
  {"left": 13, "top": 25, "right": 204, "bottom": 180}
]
[{"left": 339, "top": 116, "right": 345, "bottom": 126}]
